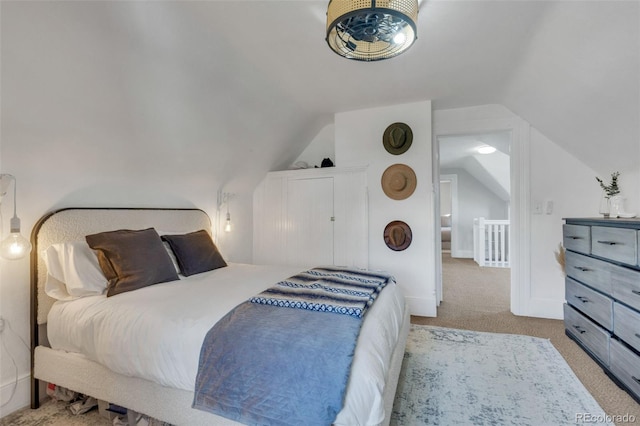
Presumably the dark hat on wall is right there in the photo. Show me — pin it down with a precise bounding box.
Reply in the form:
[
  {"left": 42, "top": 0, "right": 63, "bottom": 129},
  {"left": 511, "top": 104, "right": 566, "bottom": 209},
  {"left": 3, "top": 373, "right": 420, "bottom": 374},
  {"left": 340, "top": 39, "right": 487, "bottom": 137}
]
[
  {"left": 381, "top": 164, "right": 417, "bottom": 200},
  {"left": 383, "top": 122, "right": 413, "bottom": 155},
  {"left": 384, "top": 221, "right": 412, "bottom": 251}
]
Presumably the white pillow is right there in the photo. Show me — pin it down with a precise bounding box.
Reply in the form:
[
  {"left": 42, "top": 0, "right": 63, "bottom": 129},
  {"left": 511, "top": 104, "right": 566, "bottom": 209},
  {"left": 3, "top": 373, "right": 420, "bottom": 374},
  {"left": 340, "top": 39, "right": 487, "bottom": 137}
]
[{"left": 42, "top": 241, "right": 108, "bottom": 300}]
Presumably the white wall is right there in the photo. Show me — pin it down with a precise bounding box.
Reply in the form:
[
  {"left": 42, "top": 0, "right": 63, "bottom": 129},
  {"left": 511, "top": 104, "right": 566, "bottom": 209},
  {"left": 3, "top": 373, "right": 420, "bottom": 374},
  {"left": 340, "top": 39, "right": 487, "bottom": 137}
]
[
  {"left": 529, "top": 127, "right": 619, "bottom": 311},
  {"left": 335, "top": 101, "right": 436, "bottom": 317},
  {"left": 290, "top": 124, "right": 336, "bottom": 170}
]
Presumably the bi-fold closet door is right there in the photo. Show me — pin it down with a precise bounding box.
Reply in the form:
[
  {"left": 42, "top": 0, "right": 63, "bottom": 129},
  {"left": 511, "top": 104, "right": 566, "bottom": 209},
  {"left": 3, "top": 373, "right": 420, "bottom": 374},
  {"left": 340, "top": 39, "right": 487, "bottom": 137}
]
[{"left": 253, "top": 167, "right": 368, "bottom": 269}]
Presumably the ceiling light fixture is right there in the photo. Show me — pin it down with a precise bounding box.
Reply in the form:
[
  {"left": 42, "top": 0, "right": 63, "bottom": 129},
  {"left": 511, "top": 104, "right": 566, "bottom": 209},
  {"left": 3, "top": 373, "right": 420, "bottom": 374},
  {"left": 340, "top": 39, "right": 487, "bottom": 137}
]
[
  {"left": 477, "top": 146, "right": 497, "bottom": 154},
  {"left": 326, "top": 0, "right": 418, "bottom": 61}
]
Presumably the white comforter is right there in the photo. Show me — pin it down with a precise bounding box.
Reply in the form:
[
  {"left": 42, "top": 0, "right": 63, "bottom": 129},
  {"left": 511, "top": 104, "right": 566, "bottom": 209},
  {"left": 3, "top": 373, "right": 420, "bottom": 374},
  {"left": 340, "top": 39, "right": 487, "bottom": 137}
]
[{"left": 47, "top": 263, "right": 406, "bottom": 425}]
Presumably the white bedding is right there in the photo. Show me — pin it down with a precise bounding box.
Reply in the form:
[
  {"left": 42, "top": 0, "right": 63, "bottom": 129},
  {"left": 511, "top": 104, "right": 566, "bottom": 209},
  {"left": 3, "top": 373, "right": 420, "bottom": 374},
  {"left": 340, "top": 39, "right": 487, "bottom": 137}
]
[{"left": 47, "top": 263, "right": 406, "bottom": 425}]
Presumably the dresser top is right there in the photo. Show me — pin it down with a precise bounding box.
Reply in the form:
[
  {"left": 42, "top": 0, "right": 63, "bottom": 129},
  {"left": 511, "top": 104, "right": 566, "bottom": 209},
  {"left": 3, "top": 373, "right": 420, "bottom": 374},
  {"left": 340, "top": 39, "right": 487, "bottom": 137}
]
[{"left": 564, "top": 217, "right": 640, "bottom": 229}]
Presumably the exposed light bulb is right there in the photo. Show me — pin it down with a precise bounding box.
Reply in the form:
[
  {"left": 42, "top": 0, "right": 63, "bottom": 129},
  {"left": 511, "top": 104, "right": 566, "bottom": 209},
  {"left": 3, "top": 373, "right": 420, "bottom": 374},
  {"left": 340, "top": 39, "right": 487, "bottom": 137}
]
[
  {"left": 0, "top": 217, "right": 31, "bottom": 260},
  {"left": 393, "top": 32, "right": 407, "bottom": 45},
  {"left": 224, "top": 212, "right": 232, "bottom": 233},
  {"left": 0, "top": 232, "right": 31, "bottom": 260}
]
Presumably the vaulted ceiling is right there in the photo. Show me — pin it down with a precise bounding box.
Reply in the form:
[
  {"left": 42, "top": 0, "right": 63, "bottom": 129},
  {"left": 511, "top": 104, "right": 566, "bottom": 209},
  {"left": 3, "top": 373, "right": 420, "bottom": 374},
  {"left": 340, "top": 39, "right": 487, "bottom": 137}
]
[{"left": 2, "top": 1, "right": 638, "bottom": 191}]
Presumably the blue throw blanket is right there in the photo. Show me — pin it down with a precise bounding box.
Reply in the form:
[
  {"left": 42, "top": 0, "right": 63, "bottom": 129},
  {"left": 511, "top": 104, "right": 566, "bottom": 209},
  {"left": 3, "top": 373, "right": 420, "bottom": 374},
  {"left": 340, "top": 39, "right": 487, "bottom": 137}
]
[
  {"left": 192, "top": 267, "right": 393, "bottom": 426},
  {"left": 251, "top": 267, "right": 392, "bottom": 318}
]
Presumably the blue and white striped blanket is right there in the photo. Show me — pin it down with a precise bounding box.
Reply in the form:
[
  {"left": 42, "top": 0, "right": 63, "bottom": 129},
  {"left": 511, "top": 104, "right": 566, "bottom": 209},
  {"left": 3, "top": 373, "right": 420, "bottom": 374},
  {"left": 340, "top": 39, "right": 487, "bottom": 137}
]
[
  {"left": 250, "top": 266, "right": 393, "bottom": 318},
  {"left": 192, "top": 267, "right": 395, "bottom": 425}
]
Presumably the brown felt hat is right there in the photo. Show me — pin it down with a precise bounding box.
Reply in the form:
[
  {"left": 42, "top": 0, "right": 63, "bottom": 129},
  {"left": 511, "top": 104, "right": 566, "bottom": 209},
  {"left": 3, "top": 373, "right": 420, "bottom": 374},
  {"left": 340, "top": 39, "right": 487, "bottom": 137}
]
[
  {"left": 381, "top": 164, "right": 417, "bottom": 200},
  {"left": 383, "top": 122, "right": 413, "bottom": 155},
  {"left": 384, "top": 221, "right": 412, "bottom": 251}
]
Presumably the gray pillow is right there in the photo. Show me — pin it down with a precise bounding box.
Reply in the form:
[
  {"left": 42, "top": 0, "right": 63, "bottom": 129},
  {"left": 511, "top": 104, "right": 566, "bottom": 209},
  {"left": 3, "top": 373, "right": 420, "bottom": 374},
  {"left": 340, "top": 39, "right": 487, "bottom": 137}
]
[
  {"left": 161, "top": 230, "right": 227, "bottom": 276},
  {"left": 86, "top": 228, "right": 179, "bottom": 297}
]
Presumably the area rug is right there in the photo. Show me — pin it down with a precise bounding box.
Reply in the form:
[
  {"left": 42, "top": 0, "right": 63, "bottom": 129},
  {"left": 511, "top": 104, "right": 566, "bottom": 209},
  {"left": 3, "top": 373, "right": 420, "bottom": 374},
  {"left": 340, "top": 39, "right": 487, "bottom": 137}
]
[{"left": 390, "top": 325, "right": 613, "bottom": 426}]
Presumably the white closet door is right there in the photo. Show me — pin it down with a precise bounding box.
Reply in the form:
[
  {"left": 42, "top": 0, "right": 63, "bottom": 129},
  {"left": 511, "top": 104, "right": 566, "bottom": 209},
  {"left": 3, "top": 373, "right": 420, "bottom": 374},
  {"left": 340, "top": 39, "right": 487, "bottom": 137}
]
[{"left": 286, "top": 177, "right": 334, "bottom": 266}]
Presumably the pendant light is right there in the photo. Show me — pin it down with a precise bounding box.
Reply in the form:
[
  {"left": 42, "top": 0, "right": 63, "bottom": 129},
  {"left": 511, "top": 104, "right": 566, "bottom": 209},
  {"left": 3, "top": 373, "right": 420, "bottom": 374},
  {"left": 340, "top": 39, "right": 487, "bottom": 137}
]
[
  {"left": 0, "top": 174, "right": 32, "bottom": 260},
  {"left": 326, "top": 0, "right": 418, "bottom": 61}
]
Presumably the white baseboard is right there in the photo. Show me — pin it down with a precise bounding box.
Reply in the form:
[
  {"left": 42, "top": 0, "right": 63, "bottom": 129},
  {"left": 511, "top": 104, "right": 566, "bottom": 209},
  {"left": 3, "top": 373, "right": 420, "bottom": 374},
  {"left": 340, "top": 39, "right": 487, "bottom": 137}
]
[
  {"left": 406, "top": 296, "right": 437, "bottom": 317},
  {"left": 452, "top": 249, "right": 473, "bottom": 259},
  {"left": 521, "top": 298, "right": 564, "bottom": 320},
  {"left": 0, "top": 373, "right": 30, "bottom": 418}
]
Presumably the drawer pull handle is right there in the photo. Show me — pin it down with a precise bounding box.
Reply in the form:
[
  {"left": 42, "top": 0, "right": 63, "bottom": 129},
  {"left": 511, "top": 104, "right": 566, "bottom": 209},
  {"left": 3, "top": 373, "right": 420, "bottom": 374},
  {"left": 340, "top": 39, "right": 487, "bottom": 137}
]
[
  {"left": 573, "top": 325, "right": 587, "bottom": 334},
  {"left": 635, "top": 333, "right": 640, "bottom": 339},
  {"left": 597, "top": 240, "right": 620, "bottom": 245},
  {"left": 632, "top": 290, "right": 640, "bottom": 296},
  {"left": 574, "top": 296, "right": 590, "bottom": 303},
  {"left": 567, "top": 236, "right": 582, "bottom": 240},
  {"left": 633, "top": 376, "right": 640, "bottom": 385},
  {"left": 573, "top": 266, "right": 591, "bottom": 272}
]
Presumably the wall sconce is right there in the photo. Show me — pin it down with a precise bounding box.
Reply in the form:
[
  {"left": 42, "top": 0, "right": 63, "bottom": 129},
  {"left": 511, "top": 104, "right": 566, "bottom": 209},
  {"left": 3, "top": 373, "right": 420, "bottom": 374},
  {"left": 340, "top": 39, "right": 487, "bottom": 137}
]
[
  {"left": 0, "top": 174, "right": 32, "bottom": 260},
  {"left": 217, "top": 191, "right": 235, "bottom": 234},
  {"left": 224, "top": 210, "right": 232, "bottom": 233}
]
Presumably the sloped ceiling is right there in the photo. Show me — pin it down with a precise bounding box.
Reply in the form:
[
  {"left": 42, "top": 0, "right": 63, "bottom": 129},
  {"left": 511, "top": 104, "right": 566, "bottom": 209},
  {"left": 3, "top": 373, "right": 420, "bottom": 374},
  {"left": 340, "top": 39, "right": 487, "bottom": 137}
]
[
  {"left": 439, "top": 132, "right": 511, "bottom": 201},
  {"left": 2, "top": 1, "right": 637, "bottom": 190}
]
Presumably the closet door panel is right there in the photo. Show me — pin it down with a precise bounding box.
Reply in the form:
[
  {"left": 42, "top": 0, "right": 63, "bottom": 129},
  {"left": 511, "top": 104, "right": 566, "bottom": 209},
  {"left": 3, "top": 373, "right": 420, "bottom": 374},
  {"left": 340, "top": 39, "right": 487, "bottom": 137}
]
[
  {"left": 334, "top": 172, "right": 368, "bottom": 269},
  {"left": 253, "top": 176, "right": 287, "bottom": 265},
  {"left": 286, "top": 177, "right": 334, "bottom": 266}
]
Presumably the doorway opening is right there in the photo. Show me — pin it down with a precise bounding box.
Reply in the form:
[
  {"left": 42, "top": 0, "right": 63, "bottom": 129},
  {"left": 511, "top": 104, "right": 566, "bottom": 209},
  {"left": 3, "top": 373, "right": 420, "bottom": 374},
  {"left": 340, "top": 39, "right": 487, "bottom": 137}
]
[{"left": 436, "top": 131, "right": 512, "bottom": 311}]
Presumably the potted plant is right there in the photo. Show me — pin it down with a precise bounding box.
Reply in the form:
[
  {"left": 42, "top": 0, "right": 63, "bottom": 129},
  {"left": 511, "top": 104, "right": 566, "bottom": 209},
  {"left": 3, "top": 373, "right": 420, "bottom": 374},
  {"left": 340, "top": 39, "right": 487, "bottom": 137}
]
[{"left": 596, "top": 171, "right": 620, "bottom": 217}]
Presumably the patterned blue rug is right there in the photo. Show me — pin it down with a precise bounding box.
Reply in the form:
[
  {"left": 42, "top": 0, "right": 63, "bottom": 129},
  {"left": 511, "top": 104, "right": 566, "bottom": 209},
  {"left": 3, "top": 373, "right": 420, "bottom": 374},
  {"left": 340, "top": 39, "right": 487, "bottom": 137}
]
[{"left": 391, "top": 325, "right": 612, "bottom": 426}]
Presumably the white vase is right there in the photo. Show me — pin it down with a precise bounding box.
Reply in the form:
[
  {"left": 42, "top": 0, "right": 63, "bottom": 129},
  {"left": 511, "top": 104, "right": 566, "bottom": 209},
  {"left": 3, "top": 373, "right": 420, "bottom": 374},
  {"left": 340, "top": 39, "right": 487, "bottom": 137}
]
[{"left": 610, "top": 195, "right": 625, "bottom": 218}]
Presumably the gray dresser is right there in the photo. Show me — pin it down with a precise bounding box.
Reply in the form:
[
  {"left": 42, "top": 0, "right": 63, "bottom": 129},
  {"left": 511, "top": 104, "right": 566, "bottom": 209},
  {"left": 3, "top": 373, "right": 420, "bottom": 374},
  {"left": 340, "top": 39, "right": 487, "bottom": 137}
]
[{"left": 563, "top": 218, "right": 640, "bottom": 403}]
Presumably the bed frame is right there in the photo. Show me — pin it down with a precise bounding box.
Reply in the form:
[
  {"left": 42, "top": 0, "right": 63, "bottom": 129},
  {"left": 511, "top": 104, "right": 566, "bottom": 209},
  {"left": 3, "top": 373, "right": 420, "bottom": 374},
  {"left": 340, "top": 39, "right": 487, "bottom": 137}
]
[{"left": 30, "top": 207, "right": 410, "bottom": 425}]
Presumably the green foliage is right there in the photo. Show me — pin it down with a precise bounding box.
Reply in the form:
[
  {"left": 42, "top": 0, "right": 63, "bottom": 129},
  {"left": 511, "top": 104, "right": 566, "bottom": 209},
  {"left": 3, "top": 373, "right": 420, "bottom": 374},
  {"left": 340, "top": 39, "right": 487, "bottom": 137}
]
[{"left": 596, "top": 171, "right": 620, "bottom": 198}]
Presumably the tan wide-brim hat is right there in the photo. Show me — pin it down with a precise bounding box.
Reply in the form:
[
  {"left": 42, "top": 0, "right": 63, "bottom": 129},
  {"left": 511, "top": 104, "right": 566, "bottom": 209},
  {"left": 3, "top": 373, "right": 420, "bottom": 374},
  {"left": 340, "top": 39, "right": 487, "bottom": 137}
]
[
  {"left": 384, "top": 221, "right": 412, "bottom": 251},
  {"left": 381, "top": 164, "right": 417, "bottom": 200},
  {"left": 383, "top": 122, "right": 413, "bottom": 155}
]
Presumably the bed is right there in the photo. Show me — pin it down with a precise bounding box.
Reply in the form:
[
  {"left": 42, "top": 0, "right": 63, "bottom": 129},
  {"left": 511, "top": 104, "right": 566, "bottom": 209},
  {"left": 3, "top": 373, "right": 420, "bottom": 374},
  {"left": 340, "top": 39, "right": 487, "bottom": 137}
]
[{"left": 30, "top": 207, "right": 410, "bottom": 425}]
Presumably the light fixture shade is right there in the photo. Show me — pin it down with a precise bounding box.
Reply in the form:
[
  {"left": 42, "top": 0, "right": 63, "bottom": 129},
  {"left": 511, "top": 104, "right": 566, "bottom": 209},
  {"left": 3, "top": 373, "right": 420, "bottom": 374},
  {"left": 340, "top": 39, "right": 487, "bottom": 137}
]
[{"left": 326, "top": 0, "right": 418, "bottom": 61}]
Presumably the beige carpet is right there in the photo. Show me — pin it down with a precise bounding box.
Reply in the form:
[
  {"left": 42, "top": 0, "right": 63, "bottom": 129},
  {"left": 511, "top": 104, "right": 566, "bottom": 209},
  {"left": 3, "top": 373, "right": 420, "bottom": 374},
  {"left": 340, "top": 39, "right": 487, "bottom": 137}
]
[{"left": 411, "top": 253, "right": 640, "bottom": 423}]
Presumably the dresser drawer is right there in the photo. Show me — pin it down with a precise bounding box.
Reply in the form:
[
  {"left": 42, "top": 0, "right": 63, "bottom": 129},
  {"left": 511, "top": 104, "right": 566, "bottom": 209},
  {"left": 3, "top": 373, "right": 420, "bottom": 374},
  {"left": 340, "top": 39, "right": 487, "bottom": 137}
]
[
  {"left": 565, "top": 251, "right": 612, "bottom": 295},
  {"left": 591, "top": 226, "right": 637, "bottom": 266},
  {"left": 564, "top": 304, "right": 610, "bottom": 366},
  {"left": 563, "top": 224, "right": 591, "bottom": 254},
  {"left": 609, "top": 339, "right": 640, "bottom": 400},
  {"left": 566, "top": 278, "right": 613, "bottom": 330},
  {"left": 611, "top": 264, "right": 640, "bottom": 311},
  {"left": 614, "top": 302, "right": 640, "bottom": 353}
]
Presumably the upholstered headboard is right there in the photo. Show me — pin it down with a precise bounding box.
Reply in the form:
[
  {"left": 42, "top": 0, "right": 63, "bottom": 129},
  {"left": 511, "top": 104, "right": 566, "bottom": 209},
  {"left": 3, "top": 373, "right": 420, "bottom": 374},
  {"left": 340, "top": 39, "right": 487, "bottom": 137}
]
[{"left": 30, "top": 208, "right": 211, "bottom": 326}]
